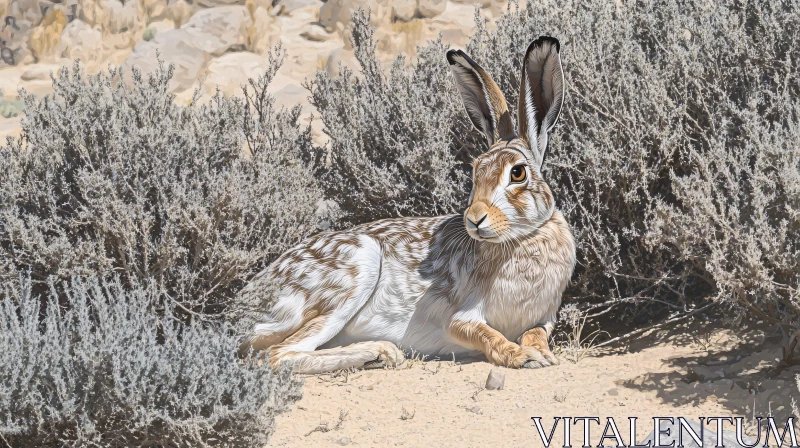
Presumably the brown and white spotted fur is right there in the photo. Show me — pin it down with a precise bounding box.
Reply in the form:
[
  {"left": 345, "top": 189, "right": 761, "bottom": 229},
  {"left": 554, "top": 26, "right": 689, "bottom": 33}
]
[{"left": 240, "top": 36, "right": 576, "bottom": 374}]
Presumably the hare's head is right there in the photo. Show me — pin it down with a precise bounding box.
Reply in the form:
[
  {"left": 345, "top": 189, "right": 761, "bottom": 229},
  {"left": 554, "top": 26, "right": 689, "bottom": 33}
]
[{"left": 447, "top": 37, "right": 565, "bottom": 243}]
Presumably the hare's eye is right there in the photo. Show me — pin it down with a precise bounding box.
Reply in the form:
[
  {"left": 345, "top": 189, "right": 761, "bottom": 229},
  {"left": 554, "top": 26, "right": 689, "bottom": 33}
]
[{"left": 510, "top": 165, "right": 527, "bottom": 183}]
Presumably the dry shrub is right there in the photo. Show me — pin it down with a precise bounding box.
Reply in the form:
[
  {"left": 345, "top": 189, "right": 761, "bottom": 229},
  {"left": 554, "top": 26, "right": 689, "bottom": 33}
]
[
  {"left": 307, "top": 9, "right": 475, "bottom": 226},
  {"left": 0, "top": 49, "right": 320, "bottom": 445},
  {"left": 0, "top": 274, "right": 301, "bottom": 447},
  {"left": 311, "top": 2, "right": 800, "bottom": 331},
  {"left": 0, "top": 52, "right": 331, "bottom": 318}
]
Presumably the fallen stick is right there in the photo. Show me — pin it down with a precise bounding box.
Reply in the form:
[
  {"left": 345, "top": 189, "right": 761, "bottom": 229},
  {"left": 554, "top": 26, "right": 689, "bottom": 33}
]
[{"left": 593, "top": 302, "right": 716, "bottom": 349}]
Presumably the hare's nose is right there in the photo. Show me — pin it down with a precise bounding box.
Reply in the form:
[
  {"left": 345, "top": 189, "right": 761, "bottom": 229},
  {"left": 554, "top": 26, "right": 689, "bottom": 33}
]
[{"left": 469, "top": 214, "right": 488, "bottom": 227}]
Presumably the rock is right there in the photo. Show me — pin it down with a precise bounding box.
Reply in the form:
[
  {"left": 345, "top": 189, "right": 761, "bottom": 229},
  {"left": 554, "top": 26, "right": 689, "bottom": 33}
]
[
  {"left": 167, "top": 0, "right": 193, "bottom": 28},
  {"left": 195, "top": 0, "right": 248, "bottom": 6},
  {"left": 245, "top": 6, "right": 278, "bottom": 53},
  {"left": 0, "top": 12, "right": 32, "bottom": 61},
  {"left": 20, "top": 64, "right": 62, "bottom": 81},
  {"left": 181, "top": 6, "right": 252, "bottom": 56},
  {"left": 142, "top": 0, "right": 170, "bottom": 21},
  {"left": 468, "top": 404, "right": 482, "bottom": 414},
  {"left": 417, "top": 0, "right": 446, "bottom": 18},
  {"left": 28, "top": 8, "right": 68, "bottom": 62},
  {"left": 300, "top": 23, "right": 333, "bottom": 42},
  {"left": 439, "top": 27, "right": 469, "bottom": 46},
  {"left": 122, "top": 29, "right": 209, "bottom": 92},
  {"left": 270, "top": 72, "right": 309, "bottom": 109},
  {"left": 145, "top": 20, "right": 176, "bottom": 35},
  {"left": 319, "top": 0, "right": 392, "bottom": 32},
  {"left": 325, "top": 49, "right": 343, "bottom": 77},
  {"left": 204, "top": 52, "right": 268, "bottom": 96},
  {"left": 269, "top": 3, "right": 286, "bottom": 16},
  {"left": 449, "top": 0, "right": 505, "bottom": 15},
  {"left": 641, "top": 418, "right": 754, "bottom": 448},
  {"left": 392, "top": 0, "right": 415, "bottom": 22},
  {"left": 278, "top": 0, "right": 320, "bottom": 14},
  {"left": 450, "top": 0, "right": 492, "bottom": 7},
  {"left": 105, "top": 0, "right": 145, "bottom": 34},
  {"left": 78, "top": 0, "right": 105, "bottom": 27},
  {"left": 485, "top": 369, "right": 505, "bottom": 390},
  {"left": 6, "top": 0, "right": 46, "bottom": 24},
  {"left": 56, "top": 19, "right": 104, "bottom": 61},
  {"left": 75, "top": 0, "right": 144, "bottom": 33},
  {"left": 323, "top": 48, "right": 357, "bottom": 78},
  {"left": 606, "top": 388, "right": 619, "bottom": 396},
  {"left": 338, "top": 437, "right": 351, "bottom": 446},
  {"left": 105, "top": 29, "right": 140, "bottom": 50}
]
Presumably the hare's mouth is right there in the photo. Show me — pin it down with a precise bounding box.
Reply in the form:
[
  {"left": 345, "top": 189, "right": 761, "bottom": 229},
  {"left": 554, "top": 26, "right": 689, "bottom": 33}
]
[
  {"left": 477, "top": 228, "right": 501, "bottom": 240},
  {"left": 465, "top": 225, "right": 502, "bottom": 242},
  {"left": 464, "top": 206, "right": 505, "bottom": 242}
]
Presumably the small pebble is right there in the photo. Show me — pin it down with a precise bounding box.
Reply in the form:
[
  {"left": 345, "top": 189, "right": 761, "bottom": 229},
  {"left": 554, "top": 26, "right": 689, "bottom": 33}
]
[{"left": 485, "top": 368, "right": 505, "bottom": 390}]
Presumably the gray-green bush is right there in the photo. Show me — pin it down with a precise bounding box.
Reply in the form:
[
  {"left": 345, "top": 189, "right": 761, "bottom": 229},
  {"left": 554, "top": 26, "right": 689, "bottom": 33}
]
[
  {"left": 311, "top": 2, "right": 799, "bottom": 329},
  {"left": 0, "top": 274, "right": 301, "bottom": 447},
  {"left": 0, "top": 50, "right": 318, "bottom": 445},
  {"left": 0, "top": 50, "right": 330, "bottom": 317},
  {"left": 307, "top": 12, "right": 477, "bottom": 226},
  {"left": 0, "top": 90, "right": 24, "bottom": 118}
]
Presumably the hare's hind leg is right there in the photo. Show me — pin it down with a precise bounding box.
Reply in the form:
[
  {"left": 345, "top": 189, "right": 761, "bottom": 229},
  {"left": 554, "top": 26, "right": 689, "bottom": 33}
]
[
  {"left": 262, "top": 234, "right": 404, "bottom": 374},
  {"left": 239, "top": 292, "right": 308, "bottom": 357},
  {"left": 269, "top": 313, "right": 405, "bottom": 374}
]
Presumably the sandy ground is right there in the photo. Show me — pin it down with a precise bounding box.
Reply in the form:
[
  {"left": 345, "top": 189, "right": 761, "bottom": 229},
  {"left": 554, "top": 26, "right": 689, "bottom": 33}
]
[{"left": 270, "top": 320, "right": 799, "bottom": 447}]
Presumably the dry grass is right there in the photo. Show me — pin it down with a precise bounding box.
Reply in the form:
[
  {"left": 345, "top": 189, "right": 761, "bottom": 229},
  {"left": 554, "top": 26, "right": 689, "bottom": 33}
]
[
  {"left": 304, "top": 409, "right": 349, "bottom": 437},
  {"left": 403, "top": 350, "right": 429, "bottom": 369},
  {"left": 400, "top": 407, "right": 416, "bottom": 421},
  {"left": 554, "top": 305, "right": 606, "bottom": 363},
  {"left": 690, "top": 329, "right": 722, "bottom": 352}
]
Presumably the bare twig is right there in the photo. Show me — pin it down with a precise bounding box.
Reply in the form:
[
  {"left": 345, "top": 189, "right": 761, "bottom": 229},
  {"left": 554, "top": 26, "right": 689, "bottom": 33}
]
[{"left": 594, "top": 303, "right": 716, "bottom": 349}]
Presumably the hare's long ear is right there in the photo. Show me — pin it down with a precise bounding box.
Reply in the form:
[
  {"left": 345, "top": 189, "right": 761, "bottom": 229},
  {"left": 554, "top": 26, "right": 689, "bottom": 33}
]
[
  {"left": 518, "top": 36, "right": 565, "bottom": 171},
  {"left": 447, "top": 49, "right": 514, "bottom": 147}
]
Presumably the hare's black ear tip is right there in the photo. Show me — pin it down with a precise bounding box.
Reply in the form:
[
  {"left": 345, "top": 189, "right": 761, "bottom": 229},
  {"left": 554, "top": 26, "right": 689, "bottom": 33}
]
[
  {"left": 446, "top": 49, "right": 465, "bottom": 65},
  {"left": 528, "top": 36, "right": 561, "bottom": 54}
]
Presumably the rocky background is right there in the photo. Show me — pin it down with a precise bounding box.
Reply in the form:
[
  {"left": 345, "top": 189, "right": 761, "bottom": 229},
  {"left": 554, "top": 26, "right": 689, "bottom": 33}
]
[{"left": 0, "top": 0, "right": 508, "bottom": 142}]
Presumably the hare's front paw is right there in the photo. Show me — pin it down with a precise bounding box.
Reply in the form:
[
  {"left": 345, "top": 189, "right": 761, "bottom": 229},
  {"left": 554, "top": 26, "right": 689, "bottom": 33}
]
[
  {"left": 363, "top": 341, "right": 406, "bottom": 369},
  {"left": 519, "top": 346, "right": 559, "bottom": 369}
]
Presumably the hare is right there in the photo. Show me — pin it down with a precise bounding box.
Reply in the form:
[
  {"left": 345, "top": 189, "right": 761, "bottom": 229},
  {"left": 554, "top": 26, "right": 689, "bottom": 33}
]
[{"left": 240, "top": 36, "right": 576, "bottom": 374}]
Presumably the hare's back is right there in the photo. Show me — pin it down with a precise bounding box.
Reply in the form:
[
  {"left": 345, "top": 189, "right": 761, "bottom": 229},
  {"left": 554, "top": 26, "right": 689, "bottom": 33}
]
[{"left": 252, "top": 215, "right": 454, "bottom": 310}]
